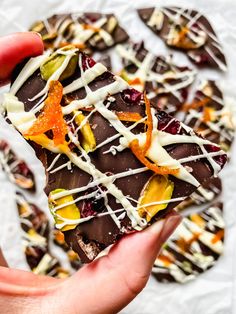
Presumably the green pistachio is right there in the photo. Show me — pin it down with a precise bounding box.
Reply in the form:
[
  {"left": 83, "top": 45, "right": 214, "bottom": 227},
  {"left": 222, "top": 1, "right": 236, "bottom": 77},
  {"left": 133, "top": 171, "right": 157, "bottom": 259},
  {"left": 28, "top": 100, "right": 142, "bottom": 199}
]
[{"left": 40, "top": 46, "right": 78, "bottom": 81}]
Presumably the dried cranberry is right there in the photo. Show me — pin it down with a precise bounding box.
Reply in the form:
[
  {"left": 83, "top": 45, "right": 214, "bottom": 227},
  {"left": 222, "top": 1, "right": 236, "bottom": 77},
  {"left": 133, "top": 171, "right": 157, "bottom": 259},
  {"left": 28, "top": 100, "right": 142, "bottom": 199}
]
[
  {"left": 82, "top": 55, "right": 96, "bottom": 71},
  {"left": 122, "top": 88, "right": 142, "bottom": 105},
  {"left": 181, "top": 88, "right": 188, "bottom": 101},
  {"left": 157, "top": 112, "right": 181, "bottom": 135},
  {"left": 18, "top": 162, "right": 30, "bottom": 176},
  {"left": 81, "top": 201, "right": 97, "bottom": 218},
  {"left": 204, "top": 144, "right": 228, "bottom": 168},
  {"left": 193, "top": 53, "right": 210, "bottom": 65},
  {"left": 0, "top": 141, "right": 8, "bottom": 150},
  {"left": 84, "top": 14, "right": 98, "bottom": 23}
]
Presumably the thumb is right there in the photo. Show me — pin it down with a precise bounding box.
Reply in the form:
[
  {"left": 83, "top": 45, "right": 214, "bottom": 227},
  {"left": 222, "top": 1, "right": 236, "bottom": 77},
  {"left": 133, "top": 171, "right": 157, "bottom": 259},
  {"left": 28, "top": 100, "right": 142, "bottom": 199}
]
[
  {"left": 0, "top": 32, "right": 44, "bottom": 85},
  {"left": 58, "top": 211, "right": 182, "bottom": 314}
]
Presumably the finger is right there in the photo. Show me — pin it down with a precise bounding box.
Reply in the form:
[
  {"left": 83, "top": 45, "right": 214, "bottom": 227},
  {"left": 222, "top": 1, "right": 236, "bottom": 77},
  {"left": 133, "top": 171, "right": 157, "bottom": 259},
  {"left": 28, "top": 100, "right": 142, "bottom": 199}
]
[
  {"left": 0, "top": 249, "right": 8, "bottom": 267},
  {"left": 0, "top": 266, "right": 59, "bottom": 289},
  {"left": 0, "top": 32, "right": 44, "bottom": 85},
  {"left": 60, "top": 211, "right": 182, "bottom": 314}
]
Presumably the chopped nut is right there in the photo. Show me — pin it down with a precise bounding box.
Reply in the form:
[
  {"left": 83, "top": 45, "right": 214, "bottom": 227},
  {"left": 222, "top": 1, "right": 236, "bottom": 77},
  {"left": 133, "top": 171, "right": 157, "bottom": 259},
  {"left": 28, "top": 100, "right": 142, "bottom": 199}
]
[
  {"left": 167, "top": 25, "right": 206, "bottom": 50},
  {"left": 138, "top": 175, "right": 174, "bottom": 222},
  {"left": 30, "top": 21, "right": 45, "bottom": 33},
  {"left": 15, "top": 174, "right": 34, "bottom": 190},
  {"left": 40, "top": 46, "right": 78, "bottom": 81},
  {"left": 49, "top": 189, "right": 80, "bottom": 231},
  {"left": 106, "top": 16, "right": 118, "bottom": 33},
  {"left": 74, "top": 111, "right": 96, "bottom": 152},
  {"left": 42, "top": 32, "right": 58, "bottom": 42},
  {"left": 68, "top": 249, "right": 79, "bottom": 262}
]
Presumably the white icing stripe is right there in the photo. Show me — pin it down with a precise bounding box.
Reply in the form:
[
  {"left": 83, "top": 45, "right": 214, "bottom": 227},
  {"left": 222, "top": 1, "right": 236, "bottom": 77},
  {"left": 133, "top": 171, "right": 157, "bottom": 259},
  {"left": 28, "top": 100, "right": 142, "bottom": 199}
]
[
  {"left": 54, "top": 196, "right": 185, "bottom": 229},
  {"left": 3, "top": 94, "right": 36, "bottom": 133},
  {"left": 10, "top": 52, "right": 51, "bottom": 95},
  {"left": 30, "top": 48, "right": 78, "bottom": 103},
  {"left": 72, "top": 17, "right": 107, "bottom": 44},
  {"left": 152, "top": 204, "right": 224, "bottom": 282},
  {"left": 46, "top": 154, "right": 61, "bottom": 172},
  {"left": 63, "top": 62, "right": 107, "bottom": 94},
  {"left": 51, "top": 166, "right": 148, "bottom": 201},
  {"left": 62, "top": 77, "right": 129, "bottom": 115},
  {"left": 117, "top": 43, "right": 196, "bottom": 99},
  {"left": 4, "top": 46, "right": 226, "bottom": 232}
]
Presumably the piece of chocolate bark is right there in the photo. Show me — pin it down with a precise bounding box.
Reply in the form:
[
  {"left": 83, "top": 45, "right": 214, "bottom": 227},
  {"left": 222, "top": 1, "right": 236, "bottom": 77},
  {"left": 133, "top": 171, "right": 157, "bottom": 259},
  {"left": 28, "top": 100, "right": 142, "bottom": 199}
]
[
  {"left": 176, "top": 176, "right": 222, "bottom": 211},
  {"left": 116, "top": 41, "right": 196, "bottom": 114},
  {"left": 16, "top": 193, "right": 70, "bottom": 278},
  {"left": 182, "top": 80, "right": 235, "bottom": 152},
  {"left": 138, "top": 7, "right": 227, "bottom": 71},
  {"left": 152, "top": 202, "right": 224, "bottom": 283},
  {"left": 30, "top": 13, "right": 129, "bottom": 53},
  {"left": 3, "top": 46, "right": 227, "bottom": 263},
  {"left": 0, "top": 140, "right": 35, "bottom": 191}
]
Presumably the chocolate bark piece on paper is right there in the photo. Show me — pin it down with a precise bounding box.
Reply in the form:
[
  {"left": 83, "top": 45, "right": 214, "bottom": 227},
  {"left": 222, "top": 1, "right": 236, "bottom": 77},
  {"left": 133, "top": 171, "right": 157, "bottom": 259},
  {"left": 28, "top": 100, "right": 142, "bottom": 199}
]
[
  {"left": 176, "top": 176, "right": 222, "bottom": 211},
  {"left": 138, "top": 7, "right": 227, "bottom": 71},
  {"left": 182, "top": 80, "right": 235, "bottom": 152},
  {"left": 0, "top": 140, "right": 35, "bottom": 191},
  {"left": 16, "top": 193, "right": 70, "bottom": 278},
  {"left": 30, "top": 12, "right": 129, "bottom": 53},
  {"left": 4, "top": 46, "right": 227, "bottom": 263},
  {"left": 117, "top": 41, "right": 196, "bottom": 114},
  {"left": 152, "top": 202, "right": 225, "bottom": 283}
]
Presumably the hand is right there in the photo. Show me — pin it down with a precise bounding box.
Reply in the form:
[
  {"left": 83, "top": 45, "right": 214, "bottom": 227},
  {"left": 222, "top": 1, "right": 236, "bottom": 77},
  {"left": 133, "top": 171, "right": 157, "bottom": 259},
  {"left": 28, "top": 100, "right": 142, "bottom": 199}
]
[{"left": 0, "top": 33, "right": 182, "bottom": 314}]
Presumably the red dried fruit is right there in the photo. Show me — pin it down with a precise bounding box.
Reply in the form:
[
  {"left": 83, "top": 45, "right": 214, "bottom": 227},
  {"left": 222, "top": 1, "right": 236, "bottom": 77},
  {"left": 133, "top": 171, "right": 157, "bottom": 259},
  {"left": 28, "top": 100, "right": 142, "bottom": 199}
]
[
  {"left": 122, "top": 88, "right": 142, "bottom": 105},
  {"left": 81, "top": 201, "right": 97, "bottom": 218},
  {"left": 204, "top": 144, "right": 227, "bottom": 168},
  {"left": 158, "top": 112, "right": 181, "bottom": 135},
  {"left": 82, "top": 55, "right": 96, "bottom": 71}
]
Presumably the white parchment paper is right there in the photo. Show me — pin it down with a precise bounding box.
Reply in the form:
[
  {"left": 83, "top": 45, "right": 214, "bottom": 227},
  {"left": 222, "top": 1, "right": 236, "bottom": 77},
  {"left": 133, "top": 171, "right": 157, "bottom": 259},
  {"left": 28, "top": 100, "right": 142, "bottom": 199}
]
[{"left": 0, "top": 0, "right": 236, "bottom": 313}]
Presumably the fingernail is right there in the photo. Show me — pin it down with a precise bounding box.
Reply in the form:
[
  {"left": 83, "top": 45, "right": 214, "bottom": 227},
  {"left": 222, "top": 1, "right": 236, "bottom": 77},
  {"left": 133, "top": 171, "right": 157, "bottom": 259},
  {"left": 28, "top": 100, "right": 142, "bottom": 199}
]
[
  {"left": 147, "top": 219, "right": 166, "bottom": 235},
  {"left": 31, "top": 31, "right": 42, "bottom": 39},
  {"left": 148, "top": 211, "right": 182, "bottom": 243},
  {"left": 159, "top": 212, "right": 182, "bottom": 243}
]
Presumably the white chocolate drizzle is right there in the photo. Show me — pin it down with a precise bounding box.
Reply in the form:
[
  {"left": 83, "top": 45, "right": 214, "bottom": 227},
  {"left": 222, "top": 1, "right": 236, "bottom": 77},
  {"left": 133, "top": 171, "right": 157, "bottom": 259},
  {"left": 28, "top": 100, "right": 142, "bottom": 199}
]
[
  {"left": 3, "top": 47, "right": 226, "bottom": 232},
  {"left": 152, "top": 203, "right": 225, "bottom": 283}
]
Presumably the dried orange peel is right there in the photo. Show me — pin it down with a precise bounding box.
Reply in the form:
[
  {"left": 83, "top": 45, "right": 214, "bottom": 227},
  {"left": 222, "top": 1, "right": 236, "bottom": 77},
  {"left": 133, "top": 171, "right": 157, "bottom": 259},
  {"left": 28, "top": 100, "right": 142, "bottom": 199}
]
[
  {"left": 24, "top": 80, "right": 67, "bottom": 146},
  {"left": 80, "top": 107, "right": 145, "bottom": 124},
  {"left": 115, "top": 111, "right": 144, "bottom": 123},
  {"left": 182, "top": 97, "right": 210, "bottom": 111},
  {"left": 128, "top": 77, "right": 143, "bottom": 86},
  {"left": 129, "top": 94, "right": 179, "bottom": 176},
  {"left": 130, "top": 139, "right": 179, "bottom": 175},
  {"left": 211, "top": 229, "right": 224, "bottom": 244},
  {"left": 59, "top": 42, "right": 86, "bottom": 49},
  {"left": 178, "top": 26, "right": 189, "bottom": 42},
  {"left": 83, "top": 24, "right": 100, "bottom": 32}
]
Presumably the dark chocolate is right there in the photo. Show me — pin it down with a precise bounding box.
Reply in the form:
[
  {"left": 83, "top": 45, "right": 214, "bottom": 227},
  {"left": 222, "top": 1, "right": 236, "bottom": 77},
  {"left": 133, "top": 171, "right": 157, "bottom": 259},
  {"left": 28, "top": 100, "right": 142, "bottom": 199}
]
[
  {"left": 6, "top": 47, "right": 227, "bottom": 263},
  {"left": 182, "top": 80, "right": 235, "bottom": 152},
  {"left": 176, "top": 176, "right": 222, "bottom": 211},
  {"left": 16, "top": 193, "right": 70, "bottom": 278},
  {"left": 117, "top": 41, "right": 195, "bottom": 114},
  {"left": 152, "top": 202, "right": 224, "bottom": 283},
  {"left": 138, "top": 7, "right": 227, "bottom": 71},
  {"left": 30, "top": 13, "right": 129, "bottom": 53}
]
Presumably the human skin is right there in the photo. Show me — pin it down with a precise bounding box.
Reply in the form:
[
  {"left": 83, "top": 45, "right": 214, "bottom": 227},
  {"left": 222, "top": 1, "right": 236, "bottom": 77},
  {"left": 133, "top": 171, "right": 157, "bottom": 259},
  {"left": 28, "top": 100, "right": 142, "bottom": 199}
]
[{"left": 0, "top": 33, "right": 182, "bottom": 314}]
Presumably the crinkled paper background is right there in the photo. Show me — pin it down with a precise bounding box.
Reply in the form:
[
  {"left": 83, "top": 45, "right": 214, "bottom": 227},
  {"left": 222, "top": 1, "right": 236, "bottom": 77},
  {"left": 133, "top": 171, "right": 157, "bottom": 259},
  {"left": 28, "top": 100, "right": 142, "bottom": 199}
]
[{"left": 0, "top": 0, "right": 236, "bottom": 313}]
